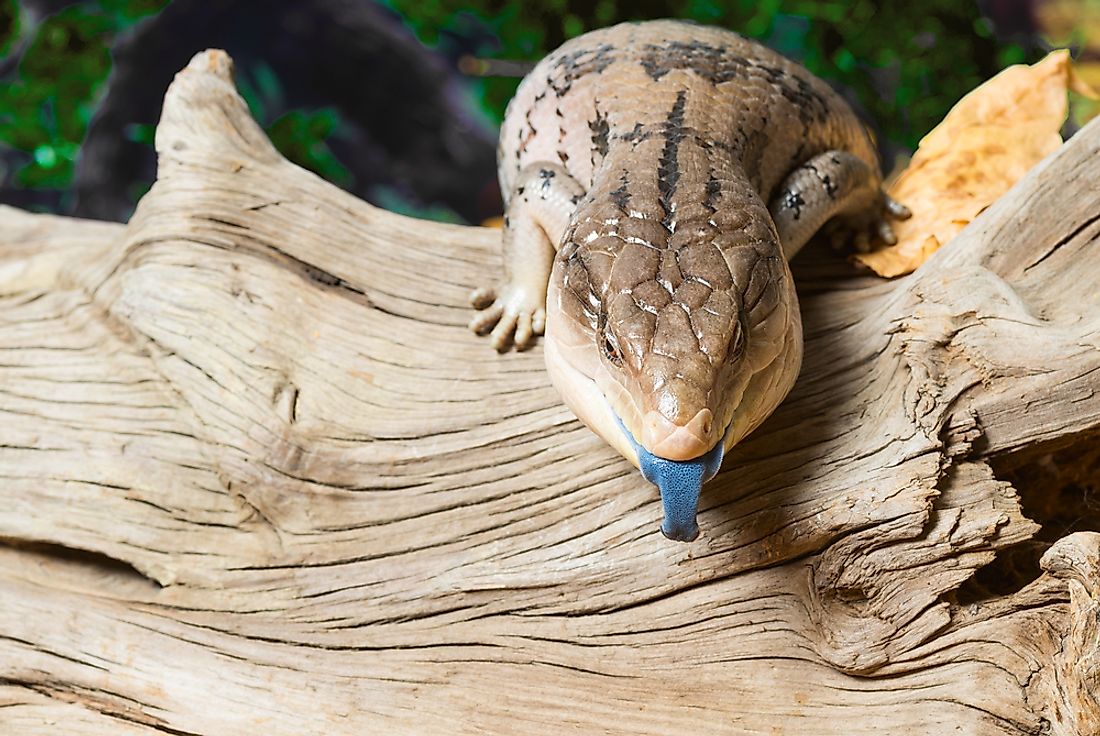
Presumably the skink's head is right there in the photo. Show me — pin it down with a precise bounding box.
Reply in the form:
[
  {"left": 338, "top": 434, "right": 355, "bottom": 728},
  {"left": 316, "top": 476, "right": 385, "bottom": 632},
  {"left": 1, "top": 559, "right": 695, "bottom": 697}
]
[{"left": 543, "top": 206, "right": 803, "bottom": 542}]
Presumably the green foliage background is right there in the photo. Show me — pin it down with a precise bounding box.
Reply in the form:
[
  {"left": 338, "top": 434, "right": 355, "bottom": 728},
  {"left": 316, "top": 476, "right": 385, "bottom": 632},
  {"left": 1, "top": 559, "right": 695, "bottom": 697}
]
[
  {"left": 0, "top": 0, "right": 168, "bottom": 190},
  {"left": 0, "top": 0, "right": 1042, "bottom": 215}
]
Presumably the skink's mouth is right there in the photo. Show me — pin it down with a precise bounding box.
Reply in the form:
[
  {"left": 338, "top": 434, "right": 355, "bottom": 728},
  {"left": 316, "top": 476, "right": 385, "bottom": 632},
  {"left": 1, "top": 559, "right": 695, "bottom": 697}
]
[{"left": 616, "top": 415, "right": 728, "bottom": 542}]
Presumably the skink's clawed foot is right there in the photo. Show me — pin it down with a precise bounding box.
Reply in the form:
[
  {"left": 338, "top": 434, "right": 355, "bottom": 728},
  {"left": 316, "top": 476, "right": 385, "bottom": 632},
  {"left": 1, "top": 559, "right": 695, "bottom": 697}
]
[
  {"left": 468, "top": 283, "right": 546, "bottom": 352},
  {"left": 826, "top": 190, "right": 912, "bottom": 253}
]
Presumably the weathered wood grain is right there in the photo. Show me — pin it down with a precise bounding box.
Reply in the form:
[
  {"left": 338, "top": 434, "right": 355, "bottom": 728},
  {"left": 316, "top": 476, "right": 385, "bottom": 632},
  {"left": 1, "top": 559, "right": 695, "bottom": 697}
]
[{"left": 1, "top": 50, "right": 1098, "bottom": 735}]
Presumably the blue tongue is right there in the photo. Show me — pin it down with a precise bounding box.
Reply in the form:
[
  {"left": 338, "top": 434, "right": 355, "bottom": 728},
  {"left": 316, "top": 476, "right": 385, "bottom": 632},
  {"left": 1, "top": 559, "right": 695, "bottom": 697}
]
[{"left": 615, "top": 417, "right": 725, "bottom": 542}]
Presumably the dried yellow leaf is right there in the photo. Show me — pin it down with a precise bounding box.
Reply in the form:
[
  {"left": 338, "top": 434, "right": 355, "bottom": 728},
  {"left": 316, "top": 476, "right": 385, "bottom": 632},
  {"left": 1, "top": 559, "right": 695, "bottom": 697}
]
[{"left": 855, "top": 50, "right": 1098, "bottom": 278}]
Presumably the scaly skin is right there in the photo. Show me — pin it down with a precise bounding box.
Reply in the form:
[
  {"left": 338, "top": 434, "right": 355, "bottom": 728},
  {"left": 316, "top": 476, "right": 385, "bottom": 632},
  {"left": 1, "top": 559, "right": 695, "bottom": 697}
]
[{"left": 470, "top": 20, "right": 908, "bottom": 541}]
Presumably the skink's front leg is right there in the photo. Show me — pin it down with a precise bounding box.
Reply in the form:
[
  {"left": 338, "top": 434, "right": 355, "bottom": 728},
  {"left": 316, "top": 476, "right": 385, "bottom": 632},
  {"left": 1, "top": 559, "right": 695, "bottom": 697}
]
[
  {"left": 769, "top": 150, "right": 910, "bottom": 260},
  {"left": 470, "top": 162, "right": 584, "bottom": 352}
]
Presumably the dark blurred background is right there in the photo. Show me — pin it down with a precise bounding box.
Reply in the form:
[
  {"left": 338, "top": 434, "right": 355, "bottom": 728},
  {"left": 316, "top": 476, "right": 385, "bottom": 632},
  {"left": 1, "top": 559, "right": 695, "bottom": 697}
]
[{"left": 0, "top": 0, "right": 1097, "bottom": 224}]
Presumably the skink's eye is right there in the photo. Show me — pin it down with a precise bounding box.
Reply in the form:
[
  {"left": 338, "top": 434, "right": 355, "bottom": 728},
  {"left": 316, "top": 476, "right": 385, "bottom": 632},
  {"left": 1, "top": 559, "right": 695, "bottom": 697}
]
[{"left": 602, "top": 332, "right": 623, "bottom": 365}]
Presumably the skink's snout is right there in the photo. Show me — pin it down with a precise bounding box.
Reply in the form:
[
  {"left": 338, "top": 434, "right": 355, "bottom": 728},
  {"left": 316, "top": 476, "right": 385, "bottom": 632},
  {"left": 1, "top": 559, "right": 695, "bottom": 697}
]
[{"left": 642, "top": 408, "right": 714, "bottom": 461}]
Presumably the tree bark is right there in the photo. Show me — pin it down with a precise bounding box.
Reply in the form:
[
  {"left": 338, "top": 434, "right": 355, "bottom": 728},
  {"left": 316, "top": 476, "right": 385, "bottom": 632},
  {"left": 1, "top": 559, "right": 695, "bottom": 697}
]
[{"left": 1, "top": 50, "right": 1098, "bottom": 735}]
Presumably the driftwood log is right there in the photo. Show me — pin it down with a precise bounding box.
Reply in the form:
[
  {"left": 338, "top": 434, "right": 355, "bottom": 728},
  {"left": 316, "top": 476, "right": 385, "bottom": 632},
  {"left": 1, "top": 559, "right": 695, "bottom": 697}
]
[{"left": 2, "top": 50, "right": 1099, "bottom": 735}]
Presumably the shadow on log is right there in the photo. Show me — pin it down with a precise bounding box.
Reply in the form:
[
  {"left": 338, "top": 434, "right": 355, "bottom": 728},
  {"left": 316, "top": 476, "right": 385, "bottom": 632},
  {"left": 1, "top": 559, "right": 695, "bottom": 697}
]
[{"left": 1, "top": 50, "right": 1098, "bottom": 734}]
